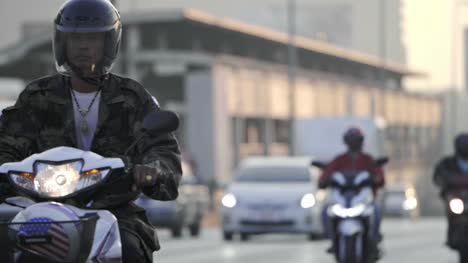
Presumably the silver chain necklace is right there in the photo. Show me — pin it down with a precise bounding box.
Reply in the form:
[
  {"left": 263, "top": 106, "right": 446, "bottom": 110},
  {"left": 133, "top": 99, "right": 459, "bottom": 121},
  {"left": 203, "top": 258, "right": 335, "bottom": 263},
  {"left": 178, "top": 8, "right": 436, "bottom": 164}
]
[{"left": 70, "top": 87, "right": 101, "bottom": 135}]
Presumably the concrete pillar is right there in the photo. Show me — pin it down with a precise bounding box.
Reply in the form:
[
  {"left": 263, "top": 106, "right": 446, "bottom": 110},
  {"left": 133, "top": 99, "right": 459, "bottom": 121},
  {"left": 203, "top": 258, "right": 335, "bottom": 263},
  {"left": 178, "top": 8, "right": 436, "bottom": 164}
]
[
  {"left": 233, "top": 116, "right": 245, "bottom": 167},
  {"left": 346, "top": 87, "right": 354, "bottom": 116},
  {"left": 186, "top": 67, "right": 233, "bottom": 183},
  {"left": 264, "top": 118, "right": 274, "bottom": 155},
  {"left": 213, "top": 66, "right": 234, "bottom": 181},
  {"left": 370, "top": 88, "right": 377, "bottom": 117}
]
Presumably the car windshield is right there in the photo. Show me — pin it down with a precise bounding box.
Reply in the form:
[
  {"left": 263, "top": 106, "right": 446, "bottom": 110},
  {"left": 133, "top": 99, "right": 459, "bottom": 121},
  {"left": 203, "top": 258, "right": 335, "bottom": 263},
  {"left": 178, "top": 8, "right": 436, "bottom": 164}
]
[{"left": 236, "top": 166, "right": 311, "bottom": 183}]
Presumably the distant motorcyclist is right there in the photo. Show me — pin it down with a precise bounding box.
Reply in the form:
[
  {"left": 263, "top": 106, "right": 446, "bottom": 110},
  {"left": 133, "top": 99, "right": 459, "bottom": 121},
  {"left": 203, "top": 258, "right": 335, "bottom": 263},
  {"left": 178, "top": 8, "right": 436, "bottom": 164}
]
[
  {"left": 433, "top": 133, "right": 468, "bottom": 249},
  {"left": 318, "top": 127, "right": 385, "bottom": 252}
]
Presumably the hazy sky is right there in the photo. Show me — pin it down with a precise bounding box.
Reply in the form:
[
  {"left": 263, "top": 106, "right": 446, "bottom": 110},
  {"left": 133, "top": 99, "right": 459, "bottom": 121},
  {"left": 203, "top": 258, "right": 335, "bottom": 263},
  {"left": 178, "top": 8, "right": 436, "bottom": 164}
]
[
  {"left": 403, "top": 0, "right": 455, "bottom": 91},
  {"left": 0, "top": 0, "right": 464, "bottom": 92}
]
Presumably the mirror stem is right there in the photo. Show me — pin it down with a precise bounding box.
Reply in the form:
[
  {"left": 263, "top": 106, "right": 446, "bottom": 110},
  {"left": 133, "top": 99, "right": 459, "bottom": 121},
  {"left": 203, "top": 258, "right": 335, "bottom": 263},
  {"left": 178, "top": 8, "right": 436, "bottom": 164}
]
[{"left": 124, "top": 134, "right": 145, "bottom": 156}]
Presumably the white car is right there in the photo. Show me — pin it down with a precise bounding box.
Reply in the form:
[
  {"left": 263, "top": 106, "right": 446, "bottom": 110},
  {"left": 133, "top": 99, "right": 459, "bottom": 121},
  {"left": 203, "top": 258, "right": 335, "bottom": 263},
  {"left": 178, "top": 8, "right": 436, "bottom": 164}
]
[
  {"left": 221, "top": 157, "right": 325, "bottom": 241},
  {"left": 381, "top": 184, "right": 419, "bottom": 219}
]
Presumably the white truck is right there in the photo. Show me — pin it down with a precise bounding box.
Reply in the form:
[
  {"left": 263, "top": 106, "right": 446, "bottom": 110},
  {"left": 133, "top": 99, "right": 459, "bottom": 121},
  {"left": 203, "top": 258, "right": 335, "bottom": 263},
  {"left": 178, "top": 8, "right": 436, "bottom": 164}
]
[{"left": 293, "top": 116, "right": 386, "bottom": 161}]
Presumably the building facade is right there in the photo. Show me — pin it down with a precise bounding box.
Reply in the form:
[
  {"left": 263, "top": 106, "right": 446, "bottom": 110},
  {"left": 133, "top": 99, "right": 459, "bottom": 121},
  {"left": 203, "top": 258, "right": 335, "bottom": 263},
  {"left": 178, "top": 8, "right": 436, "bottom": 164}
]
[{"left": 0, "top": 9, "right": 440, "bottom": 191}]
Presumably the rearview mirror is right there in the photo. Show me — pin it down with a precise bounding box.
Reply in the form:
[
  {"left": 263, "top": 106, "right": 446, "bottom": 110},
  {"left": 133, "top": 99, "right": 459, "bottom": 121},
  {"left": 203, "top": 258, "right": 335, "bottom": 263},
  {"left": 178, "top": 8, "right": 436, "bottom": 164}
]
[
  {"left": 375, "top": 157, "right": 389, "bottom": 167},
  {"left": 124, "top": 111, "right": 180, "bottom": 156},
  {"left": 143, "top": 110, "right": 179, "bottom": 135},
  {"left": 311, "top": 160, "right": 327, "bottom": 170}
]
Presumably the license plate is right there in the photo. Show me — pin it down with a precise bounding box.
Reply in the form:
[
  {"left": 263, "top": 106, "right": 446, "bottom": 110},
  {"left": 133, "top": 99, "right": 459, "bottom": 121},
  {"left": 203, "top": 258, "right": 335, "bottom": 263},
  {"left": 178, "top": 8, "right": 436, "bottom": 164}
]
[{"left": 255, "top": 210, "right": 281, "bottom": 222}]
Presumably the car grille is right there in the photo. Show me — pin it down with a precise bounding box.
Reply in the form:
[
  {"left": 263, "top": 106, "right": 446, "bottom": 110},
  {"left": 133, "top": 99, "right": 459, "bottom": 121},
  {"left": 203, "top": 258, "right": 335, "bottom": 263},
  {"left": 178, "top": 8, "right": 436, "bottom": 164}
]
[
  {"left": 247, "top": 203, "right": 288, "bottom": 210},
  {"left": 240, "top": 220, "right": 295, "bottom": 226}
]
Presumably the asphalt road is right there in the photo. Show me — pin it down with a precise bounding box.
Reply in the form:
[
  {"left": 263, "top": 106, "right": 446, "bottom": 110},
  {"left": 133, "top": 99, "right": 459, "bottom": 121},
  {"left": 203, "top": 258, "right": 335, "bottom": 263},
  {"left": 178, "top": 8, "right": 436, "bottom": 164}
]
[{"left": 153, "top": 217, "right": 459, "bottom": 263}]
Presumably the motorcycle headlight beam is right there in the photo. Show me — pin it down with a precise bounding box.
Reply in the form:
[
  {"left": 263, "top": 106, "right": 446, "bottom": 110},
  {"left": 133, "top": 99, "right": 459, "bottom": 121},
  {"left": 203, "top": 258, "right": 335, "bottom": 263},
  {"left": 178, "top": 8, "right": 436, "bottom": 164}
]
[
  {"left": 33, "top": 161, "right": 83, "bottom": 198},
  {"left": 402, "top": 198, "right": 418, "bottom": 211},
  {"left": 330, "top": 204, "right": 366, "bottom": 218},
  {"left": 9, "top": 161, "right": 111, "bottom": 198},
  {"left": 450, "top": 198, "right": 464, "bottom": 215}
]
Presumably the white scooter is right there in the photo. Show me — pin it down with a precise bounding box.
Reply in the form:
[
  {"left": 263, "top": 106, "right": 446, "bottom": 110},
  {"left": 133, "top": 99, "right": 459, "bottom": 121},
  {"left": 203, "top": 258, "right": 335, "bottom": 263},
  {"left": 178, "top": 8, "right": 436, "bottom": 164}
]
[
  {"left": 0, "top": 110, "right": 179, "bottom": 263},
  {"left": 313, "top": 158, "right": 388, "bottom": 263}
]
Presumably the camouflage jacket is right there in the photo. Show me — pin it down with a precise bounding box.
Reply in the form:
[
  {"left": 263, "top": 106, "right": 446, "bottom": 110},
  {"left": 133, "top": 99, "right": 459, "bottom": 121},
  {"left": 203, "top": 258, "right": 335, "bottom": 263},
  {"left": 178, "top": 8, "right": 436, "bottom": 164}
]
[{"left": 0, "top": 73, "right": 182, "bottom": 208}]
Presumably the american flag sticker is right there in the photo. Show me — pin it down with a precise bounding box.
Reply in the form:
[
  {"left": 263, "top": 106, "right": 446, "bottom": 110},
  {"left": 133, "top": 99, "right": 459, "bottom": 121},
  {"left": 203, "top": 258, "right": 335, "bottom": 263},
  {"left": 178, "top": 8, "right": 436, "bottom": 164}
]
[{"left": 18, "top": 217, "right": 70, "bottom": 262}]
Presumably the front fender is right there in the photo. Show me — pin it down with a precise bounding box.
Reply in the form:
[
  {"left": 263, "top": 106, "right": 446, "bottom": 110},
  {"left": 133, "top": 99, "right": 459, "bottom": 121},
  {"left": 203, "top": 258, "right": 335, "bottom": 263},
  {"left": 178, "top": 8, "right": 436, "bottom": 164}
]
[{"left": 337, "top": 219, "right": 363, "bottom": 236}]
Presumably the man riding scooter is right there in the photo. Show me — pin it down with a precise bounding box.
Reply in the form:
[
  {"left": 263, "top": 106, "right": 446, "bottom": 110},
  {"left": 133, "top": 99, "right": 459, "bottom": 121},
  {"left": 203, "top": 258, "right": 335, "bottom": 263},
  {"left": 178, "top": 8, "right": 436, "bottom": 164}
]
[
  {"left": 433, "top": 133, "right": 468, "bottom": 261},
  {"left": 319, "top": 127, "right": 385, "bottom": 255}
]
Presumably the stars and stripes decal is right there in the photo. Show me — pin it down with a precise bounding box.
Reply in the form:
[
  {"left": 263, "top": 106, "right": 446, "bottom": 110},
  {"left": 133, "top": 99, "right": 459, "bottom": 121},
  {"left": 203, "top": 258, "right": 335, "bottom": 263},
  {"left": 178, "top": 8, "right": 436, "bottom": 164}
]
[{"left": 18, "top": 217, "right": 70, "bottom": 261}]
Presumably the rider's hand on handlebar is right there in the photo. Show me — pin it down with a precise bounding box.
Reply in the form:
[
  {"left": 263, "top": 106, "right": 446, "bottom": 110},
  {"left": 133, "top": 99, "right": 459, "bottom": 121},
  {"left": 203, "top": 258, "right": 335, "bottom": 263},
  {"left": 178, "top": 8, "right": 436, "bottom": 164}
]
[
  {"left": 133, "top": 163, "right": 161, "bottom": 190},
  {"left": 371, "top": 175, "right": 384, "bottom": 187},
  {"left": 318, "top": 178, "right": 329, "bottom": 189}
]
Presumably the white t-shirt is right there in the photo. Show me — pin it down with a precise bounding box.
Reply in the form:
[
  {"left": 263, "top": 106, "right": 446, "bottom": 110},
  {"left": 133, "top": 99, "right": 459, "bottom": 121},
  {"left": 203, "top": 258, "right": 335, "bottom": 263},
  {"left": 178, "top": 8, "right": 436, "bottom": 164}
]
[{"left": 71, "top": 90, "right": 101, "bottom": 151}]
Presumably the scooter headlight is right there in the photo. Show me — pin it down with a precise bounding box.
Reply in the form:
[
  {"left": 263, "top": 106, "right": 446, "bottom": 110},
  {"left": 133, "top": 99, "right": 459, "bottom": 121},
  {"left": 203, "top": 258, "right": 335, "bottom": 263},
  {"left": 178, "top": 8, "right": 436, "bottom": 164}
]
[
  {"left": 450, "top": 198, "right": 464, "bottom": 215},
  {"left": 330, "top": 203, "right": 366, "bottom": 218},
  {"left": 9, "top": 161, "right": 110, "bottom": 198}
]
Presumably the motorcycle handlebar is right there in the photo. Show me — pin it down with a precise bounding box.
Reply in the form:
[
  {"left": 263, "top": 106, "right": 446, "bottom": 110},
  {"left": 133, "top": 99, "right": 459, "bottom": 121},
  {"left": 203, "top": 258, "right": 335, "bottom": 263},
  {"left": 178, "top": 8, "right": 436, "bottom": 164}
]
[{"left": 446, "top": 176, "right": 468, "bottom": 188}]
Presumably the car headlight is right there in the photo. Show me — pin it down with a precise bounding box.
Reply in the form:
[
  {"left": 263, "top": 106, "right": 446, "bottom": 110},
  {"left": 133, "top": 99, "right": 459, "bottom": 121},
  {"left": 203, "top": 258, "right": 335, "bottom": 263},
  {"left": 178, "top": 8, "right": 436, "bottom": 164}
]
[
  {"left": 222, "top": 193, "right": 237, "bottom": 208},
  {"left": 330, "top": 203, "right": 366, "bottom": 218},
  {"left": 300, "top": 193, "right": 316, "bottom": 209},
  {"left": 9, "top": 161, "right": 110, "bottom": 198},
  {"left": 450, "top": 198, "right": 464, "bottom": 215},
  {"left": 402, "top": 198, "right": 418, "bottom": 210}
]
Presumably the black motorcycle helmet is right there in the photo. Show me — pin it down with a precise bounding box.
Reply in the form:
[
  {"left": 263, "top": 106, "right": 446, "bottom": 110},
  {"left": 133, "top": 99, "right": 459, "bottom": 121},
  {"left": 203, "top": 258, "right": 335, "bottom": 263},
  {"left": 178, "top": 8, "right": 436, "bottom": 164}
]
[
  {"left": 455, "top": 133, "right": 468, "bottom": 159},
  {"left": 53, "top": 0, "right": 122, "bottom": 78},
  {"left": 343, "top": 127, "right": 364, "bottom": 152}
]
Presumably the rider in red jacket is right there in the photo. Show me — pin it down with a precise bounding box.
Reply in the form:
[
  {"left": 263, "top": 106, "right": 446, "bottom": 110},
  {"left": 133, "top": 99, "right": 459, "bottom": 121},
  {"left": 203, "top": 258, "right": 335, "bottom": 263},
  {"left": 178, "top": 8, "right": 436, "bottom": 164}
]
[
  {"left": 320, "top": 127, "right": 385, "bottom": 254},
  {"left": 319, "top": 128, "right": 385, "bottom": 193}
]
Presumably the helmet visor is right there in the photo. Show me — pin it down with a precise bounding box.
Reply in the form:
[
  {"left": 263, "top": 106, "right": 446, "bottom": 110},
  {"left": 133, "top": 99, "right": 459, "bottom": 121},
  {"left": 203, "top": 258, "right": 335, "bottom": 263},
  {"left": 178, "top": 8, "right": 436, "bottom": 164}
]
[
  {"left": 56, "top": 23, "right": 119, "bottom": 33},
  {"left": 53, "top": 26, "right": 121, "bottom": 76}
]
